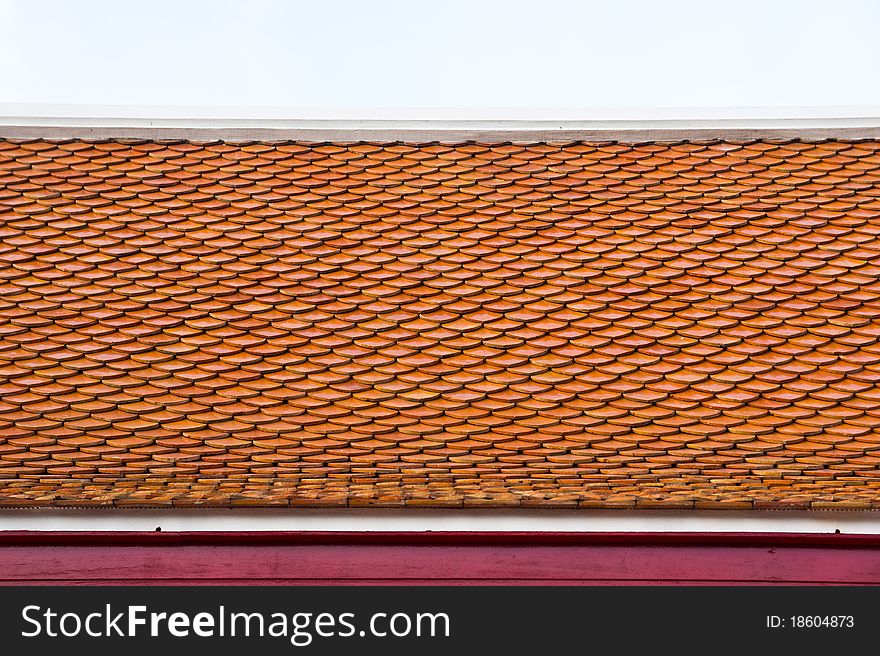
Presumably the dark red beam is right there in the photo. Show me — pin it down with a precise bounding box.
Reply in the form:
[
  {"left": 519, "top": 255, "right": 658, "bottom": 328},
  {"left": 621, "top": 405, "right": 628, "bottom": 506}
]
[
  {"left": 1, "top": 531, "right": 878, "bottom": 585},
  {"left": 1, "top": 530, "right": 877, "bottom": 546}
]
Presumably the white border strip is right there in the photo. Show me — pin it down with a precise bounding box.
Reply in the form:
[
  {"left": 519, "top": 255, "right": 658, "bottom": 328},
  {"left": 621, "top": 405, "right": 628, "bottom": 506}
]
[
  {"left": 3, "top": 116, "right": 880, "bottom": 142},
  {"left": 1, "top": 510, "right": 879, "bottom": 534}
]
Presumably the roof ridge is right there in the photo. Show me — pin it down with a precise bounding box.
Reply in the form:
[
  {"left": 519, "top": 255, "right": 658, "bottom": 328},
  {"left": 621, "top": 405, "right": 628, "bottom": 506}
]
[{"left": 3, "top": 116, "right": 880, "bottom": 143}]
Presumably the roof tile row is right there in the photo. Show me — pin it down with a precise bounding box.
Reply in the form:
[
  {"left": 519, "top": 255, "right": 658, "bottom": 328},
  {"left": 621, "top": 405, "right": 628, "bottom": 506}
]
[{"left": 0, "top": 138, "right": 879, "bottom": 507}]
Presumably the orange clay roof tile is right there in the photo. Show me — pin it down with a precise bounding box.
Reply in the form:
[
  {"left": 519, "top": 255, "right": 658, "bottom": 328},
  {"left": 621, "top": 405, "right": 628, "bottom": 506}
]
[{"left": 0, "top": 138, "right": 880, "bottom": 508}]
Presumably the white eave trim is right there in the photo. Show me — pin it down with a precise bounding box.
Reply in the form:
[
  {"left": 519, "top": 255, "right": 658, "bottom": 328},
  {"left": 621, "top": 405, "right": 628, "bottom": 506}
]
[
  {"left": 1, "top": 509, "right": 879, "bottom": 534},
  {"left": 2, "top": 110, "right": 880, "bottom": 142}
]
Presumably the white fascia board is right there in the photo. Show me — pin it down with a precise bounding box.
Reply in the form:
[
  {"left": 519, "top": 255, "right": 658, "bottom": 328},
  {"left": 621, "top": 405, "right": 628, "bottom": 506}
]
[
  {"left": 1, "top": 509, "right": 879, "bottom": 534},
  {"left": 2, "top": 104, "right": 880, "bottom": 141}
]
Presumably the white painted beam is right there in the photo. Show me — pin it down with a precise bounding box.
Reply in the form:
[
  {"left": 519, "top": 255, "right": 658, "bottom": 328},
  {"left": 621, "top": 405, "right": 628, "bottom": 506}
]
[{"left": 1, "top": 509, "right": 879, "bottom": 534}]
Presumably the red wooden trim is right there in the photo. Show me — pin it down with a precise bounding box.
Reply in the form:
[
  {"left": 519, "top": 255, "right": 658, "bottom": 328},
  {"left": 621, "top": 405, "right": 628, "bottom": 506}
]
[
  {"left": 1, "top": 531, "right": 880, "bottom": 585},
  {"left": 0, "top": 530, "right": 874, "bottom": 547}
]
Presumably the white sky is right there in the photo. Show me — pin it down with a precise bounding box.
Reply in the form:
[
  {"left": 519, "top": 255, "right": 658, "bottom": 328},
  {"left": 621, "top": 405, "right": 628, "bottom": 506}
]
[{"left": 1, "top": 0, "right": 879, "bottom": 116}]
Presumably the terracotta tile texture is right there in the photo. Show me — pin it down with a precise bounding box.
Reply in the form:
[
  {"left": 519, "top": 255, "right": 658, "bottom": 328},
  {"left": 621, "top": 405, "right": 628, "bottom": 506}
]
[{"left": 1, "top": 138, "right": 880, "bottom": 508}]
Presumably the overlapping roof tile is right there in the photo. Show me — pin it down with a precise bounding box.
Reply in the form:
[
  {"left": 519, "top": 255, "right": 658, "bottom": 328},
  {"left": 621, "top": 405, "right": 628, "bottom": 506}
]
[{"left": 1, "top": 138, "right": 879, "bottom": 508}]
